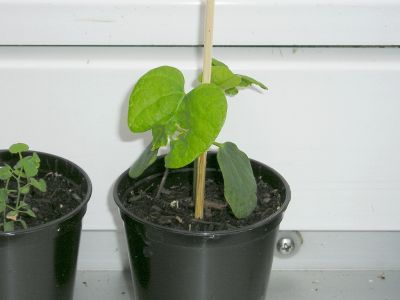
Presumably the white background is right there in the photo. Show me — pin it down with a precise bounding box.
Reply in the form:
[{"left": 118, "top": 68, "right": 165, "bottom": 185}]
[
  {"left": 0, "top": 0, "right": 399, "bottom": 232},
  {"left": 1, "top": 47, "right": 399, "bottom": 231},
  {"left": 1, "top": 0, "right": 400, "bottom": 45}
]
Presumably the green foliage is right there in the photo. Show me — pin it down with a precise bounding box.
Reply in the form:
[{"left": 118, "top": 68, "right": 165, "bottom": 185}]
[
  {"left": 199, "top": 66, "right": 241, "bottom": 91},
  {"left": 128, "top": 66, "right": 185, "bottom": 133},
  {"left": 199, "top": 58, "right": 267, "bottom": 96},
  {"left": 129, "top": 143, "right": 158, "bottom": 179},
  {"left": 238, "top": 74, "right": 267, "bottom": 90},
  {"left": 0, "top": 189, "right": 6, "bottom": 214},
  {"left": 127, "top": 58, "right": 267, "bottom": 219},
  {"left": 165, "top": 84, "right": 227, "bottom": 168},
  {"left": 0, "top": 144, "right": 47, "bottom": 232},
  {"left": 0, "top": 165, "right": 12, "bottom": 180},
  {"left": 217, "top": 142, "right": 257, "bottom": 218},
  {"left": 9, "top": 143, "right": 29, "bottom": 154}
]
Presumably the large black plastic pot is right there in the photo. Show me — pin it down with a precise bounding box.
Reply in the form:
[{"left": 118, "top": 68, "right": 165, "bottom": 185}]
[
  {"left": 114, "top": 152, "right": 290, "bottom": 300},
  {"left": 0, "top": 150, "right": 92, "bottom": 300}
]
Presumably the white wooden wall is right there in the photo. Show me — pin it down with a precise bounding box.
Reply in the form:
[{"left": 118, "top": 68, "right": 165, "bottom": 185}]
[{"left": 0, "top": 1, "right": 399, "bottom": 231}]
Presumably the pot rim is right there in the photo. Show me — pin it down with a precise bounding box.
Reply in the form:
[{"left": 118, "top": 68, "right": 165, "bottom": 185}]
[
  {"left": 114, "top": 154, "right": 291, "bottom": 237},
  {"left": 0, "top": 150, "right": 92, "bottom": 237}
]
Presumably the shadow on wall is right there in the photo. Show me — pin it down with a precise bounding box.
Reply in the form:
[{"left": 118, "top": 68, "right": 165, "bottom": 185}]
[{"left": 107, "top": 86, "right": 151, "bottom": 270}]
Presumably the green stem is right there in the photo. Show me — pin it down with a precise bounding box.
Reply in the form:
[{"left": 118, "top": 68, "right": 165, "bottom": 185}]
[
  {"left": 15, "top": 170, "right": 22, "bottom": 210},
  {"left": 213, "top": 141, "right": 223, "bottom": 147},
  {"left": 3, "top": 178, "right": 10, "bottom": 225},
  {"left": 6, "top": 205, "right": 18, "bottom": 211}
]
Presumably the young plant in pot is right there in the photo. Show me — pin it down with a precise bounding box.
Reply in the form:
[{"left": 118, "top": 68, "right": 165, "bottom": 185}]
[
  {"left": 114, "top": 58, "right": 290, "bottom": 299},
  {"left": 0, "top": 143, "right": 92, "bottom": 300}
]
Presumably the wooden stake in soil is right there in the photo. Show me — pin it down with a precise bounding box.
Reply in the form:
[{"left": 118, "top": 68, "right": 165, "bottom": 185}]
[{"left": 194, "top": 0, "right": 215, "bottom": 220}]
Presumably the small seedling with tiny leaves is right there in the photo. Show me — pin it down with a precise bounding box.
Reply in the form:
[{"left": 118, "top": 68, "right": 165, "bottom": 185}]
[
  {"left": 128, "top": 58, "right": 267, "bottom": 219},
  {"left": 0, "top": 143, "right": 47, "bottom": 232}
]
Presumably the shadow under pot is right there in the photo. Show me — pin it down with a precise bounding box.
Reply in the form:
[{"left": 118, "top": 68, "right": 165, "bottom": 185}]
[
  {"left": 0, "top": 150, "right": 92, "bottom": 300},
  {"left": 114, "top": 152, "right": 290, "bottom": 300}
]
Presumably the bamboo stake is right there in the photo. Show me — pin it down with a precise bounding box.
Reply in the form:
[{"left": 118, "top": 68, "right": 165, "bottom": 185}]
[{"left": 194, "top": 0, "right": 215, "bottom": 220}]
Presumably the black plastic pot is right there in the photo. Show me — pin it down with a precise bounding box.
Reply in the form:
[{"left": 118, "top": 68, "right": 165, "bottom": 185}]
[
  {"left": 114, "top": 152, "right": 290, "bottom": 300},
  {"left": 0, "top": 150, "right": 92, "bottom": 300}
]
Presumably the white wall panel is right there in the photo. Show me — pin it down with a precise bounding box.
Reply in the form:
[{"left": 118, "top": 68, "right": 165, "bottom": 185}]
[
  {"left": 0, "top": 47, "right": 399, "bottom": 231},
  {"left": 0, "top": 0, "right": 399, "bottom": 46}
]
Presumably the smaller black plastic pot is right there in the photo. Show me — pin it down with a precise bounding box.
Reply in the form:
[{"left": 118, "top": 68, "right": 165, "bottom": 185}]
[
  {"left": 0, "top": 150, "right": 92, "bottom": 300},
  {"left": 114, "top": 152, "right": 290, "bottom": 300}
]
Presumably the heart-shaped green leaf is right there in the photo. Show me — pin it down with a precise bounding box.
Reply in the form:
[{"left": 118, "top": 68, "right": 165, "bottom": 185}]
[
  {"left": 128, "top": 66, "right": 185, "bottom": 133},
  {"left": 217, "top": 142, "right": 257, "bottom": 219},
  {"left": 129, "top": 143, "right": 158, "bottom": 179},
  {"left": 9, "top": 143, "right": 29, "bottom": 154},
  {"left": 165, "top": 84, "right": 227, "bottom": 168}
]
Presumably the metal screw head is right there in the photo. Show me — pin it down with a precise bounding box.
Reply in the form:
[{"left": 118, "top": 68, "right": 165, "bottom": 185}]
[{"left": 277, "top": 237, "right": 295, "bottom": 255}]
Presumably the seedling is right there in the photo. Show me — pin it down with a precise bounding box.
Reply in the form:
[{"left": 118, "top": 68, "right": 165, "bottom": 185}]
[
  {"left": 128, "top": 59, "right": 267, "bottom": 219},
  {"left": 0, "top": 143, "right": 47, "bottom": 232}
]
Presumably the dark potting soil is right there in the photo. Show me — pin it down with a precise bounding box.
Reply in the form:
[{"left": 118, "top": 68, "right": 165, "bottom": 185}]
[
  {"left": 122, "top": 170, "right": 282, "bottom": 232},
  {"left": 5, "top": 171, "right": 84, "bottom": 231}
]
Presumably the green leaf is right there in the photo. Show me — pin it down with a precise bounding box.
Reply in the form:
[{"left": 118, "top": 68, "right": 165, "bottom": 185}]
[
  {"left": 18, "top": 201, "right": 29, "bottom": 209},
  {"left": 151, "top": 121, "right": 176, "bottom": 150},
  {"left": 19, "top": 156, "right": 38, "bottom": 177},
  {"left": 217, "top": 142, "right": 257, "bottom": 219},
  {"left": 238, "top": 74, "right": 267, "bottom": 90},
  {"left": 4, "top": 221, "right": 14, "bottom": 232},
  {"left": 0, "top": 165, "right": 12, "bottom": 180},
  {"left": 225, "top": 87, "right": 239, "bottom": 96},
  {"left": 129, "top": 143, "right": 158, "bottom": 179},
  {"left": 20, "top": 185, "right": 30, "bottom": 194},
  {"left": 32, "top": 152, "right": 41, "bottom": 168},
  {"left": 128, "top": 66, "right": 186, "bottom": 133},
  {"left": 19, "top": 219, "right": 27, "bottom": 229},
  {"left": 165, "top": 84, "right": 227, "bottom": 168},
  {"left": 212, "top": 58, "right": 228, "bottom": 67},
  {"left": 0, "top": 188, "right": 7, "bottom": 214},
  {"left": 23, "top": 209, "right": 36, "bottom": 218},
  {"left": 30, "top": 178, "right": 47, "bottom": 192},
  {"left": 13, "top": 169, "right": 26, "bottom": 178},
  {"left": 199, "top": 66, "right": 241, "bottom": 91},
  {"left": 9, "top": 143, "right": 29, "bottom": 154}
]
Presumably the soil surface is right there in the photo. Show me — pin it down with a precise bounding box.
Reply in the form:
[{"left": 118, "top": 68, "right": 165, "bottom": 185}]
[
  {"left": 122, "top": 170, "right": 283, "bottom": 232},
  {"left": 4, "top": 171, "right": 85, "bottom": 231}
]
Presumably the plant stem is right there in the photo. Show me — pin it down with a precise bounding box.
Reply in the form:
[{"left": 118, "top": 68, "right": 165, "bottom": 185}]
[
  {"left": 15, "top": 171, "right": 22, "bottom": 209},
  {"left": 3, "top": 178, "right": 10, "bottom": 225},
  {"left": 155, "top": 169, "right": 169, "bottom": 200},
  {"left": 213, "top": 141, "right": 222, "bottom": 147},
  {"left": 194, "top": 0, "right": 215, "bottom": 220}
]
